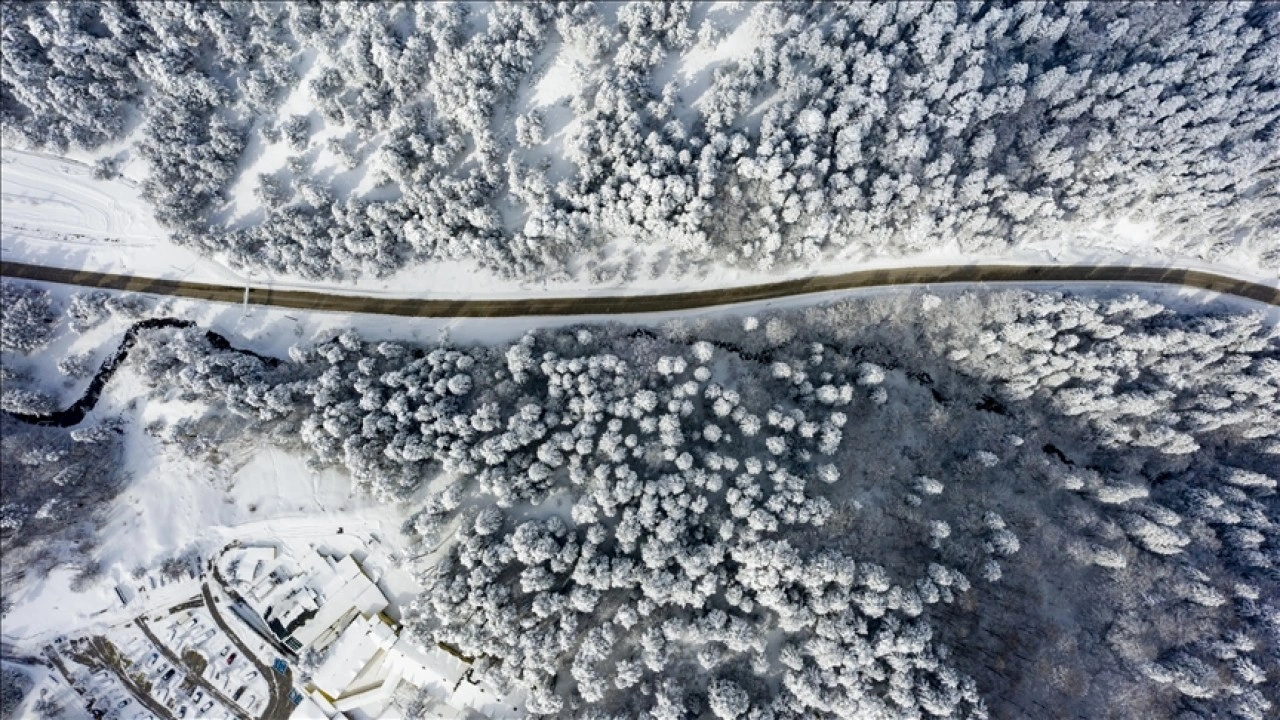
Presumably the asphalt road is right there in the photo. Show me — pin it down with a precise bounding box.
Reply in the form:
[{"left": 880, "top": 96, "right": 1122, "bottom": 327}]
[
  {"left": 2, "top": 260, "right": 1277, "bottom": 314},
  {"left": 200, "top": 584, "right": 295, "bottom": 720}
]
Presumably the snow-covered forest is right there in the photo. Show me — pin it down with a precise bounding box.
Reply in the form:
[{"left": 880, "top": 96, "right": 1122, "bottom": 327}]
[
  {"left": 3, "top": 2, "right": 1279, "bottom": 718},
  {"left": 65, "top": 285, "right": 1267, "bottom": 720},
  {"left": 3, "top": 1, "right": 1278, "bottom": 282},
  {"left": 0, "top": 281, "right": 132, "bottom": 596}
]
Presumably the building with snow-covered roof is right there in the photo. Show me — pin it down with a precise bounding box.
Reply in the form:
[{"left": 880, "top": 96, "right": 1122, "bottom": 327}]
[
  {"left": 312, "top": 613, "right": 398, "bottom": 700},
  {"left": 451, "top": 675, "right": 528, "bottom": 720},
  {"left": 306, "top": 615, "right": 523, "bottom": 716},
  {"left": 387, "top": 635, "right": 470, "bottom": 690},
  {"left": 229, "top": 548, "right": 390, "bottom": 654},
  {"left": 234, "top": 546, "right": 277, "bottom": 583},
  {"left": 286, "top": 555, "right": 389, "bottom": 651}
]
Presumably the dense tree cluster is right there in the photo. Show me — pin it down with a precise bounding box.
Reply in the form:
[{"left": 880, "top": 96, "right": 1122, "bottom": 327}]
[
  {"left": 0, "top": 413, "right": 129, "bottom": 586},
  {"left": 137, "top": 322, "right": 987, "bottom": 718},
  {"left": 920, "top": 291, "right": 1279, "bottom": 720},
  {"left": 126, "top": 287, "right": 1277, "bottom": 719},
  {"left": 1, "top": 281, "right": 62, "bottom": 415},
  {"left": 0, "top": 667, "right": 32, "bottom": 720},
  {"left": 63, "top": 290, "right": 152, "bottom": 334},
  {"left": 4, "top": 2, "right": 1277, "bottom": 281},
  {"left": 944, "top": 292, "right": 1279, "bottom": 456},
  {"left": 0, "top": 280, "right": 58, "bottom": 354}
]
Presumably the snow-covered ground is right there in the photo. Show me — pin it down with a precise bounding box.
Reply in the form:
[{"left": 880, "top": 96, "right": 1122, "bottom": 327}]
[
  {"left": 0, "top": 149, "right": 244, "bottom": 285},
  {"left": 4, "top": 275, "right": 1275, "bottom": 718},
  {"left": 6, "top": 273, "right": 1274, "bottom": 646},
  {"left": 5, "top": 148, "right": 1275, "bottom": 305}
]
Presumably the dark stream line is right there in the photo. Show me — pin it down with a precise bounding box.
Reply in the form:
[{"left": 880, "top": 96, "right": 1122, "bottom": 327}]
[{"left": 5, "top": 318, "right": 278, "bottom": 428}]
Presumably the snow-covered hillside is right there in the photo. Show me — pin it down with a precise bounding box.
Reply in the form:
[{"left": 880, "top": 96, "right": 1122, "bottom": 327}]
[
  {"left": 3, "top": 276, "right": 1277, "bottom": 719},
  {"left": 3, "top": 2, "right": 1277, "bottom": 289},
  {"left": 3, "top": 3, "right": 1279, "bottom": 720}
]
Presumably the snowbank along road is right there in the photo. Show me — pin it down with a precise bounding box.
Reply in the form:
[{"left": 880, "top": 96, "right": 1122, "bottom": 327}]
[{"left": 2, "top": 260, "right": 1278, "bottom": 314}]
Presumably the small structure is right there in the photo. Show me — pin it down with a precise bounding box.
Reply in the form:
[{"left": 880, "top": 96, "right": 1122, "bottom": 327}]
[
  {"left": 234, "top": 546, "right": 277, "bottom": 584},
  {"left": 289, "top": 693, "right": 340, "bottom": 720}
]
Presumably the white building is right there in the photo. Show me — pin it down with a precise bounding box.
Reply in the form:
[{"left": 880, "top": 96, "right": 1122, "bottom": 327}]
[
  {"left": 302, "top": 615, "right": 525, "bottom": 719},
  {"left": 289, "top": 555, "right": 389, "bottom": 651},
  {"left": 312, "top": 614, "right": 398, "bottom": 700},
  {"left": 223, "top": 545, "right": 525, "bottom": 719},
  {"left": 234, "top": 546, "right": 277, "bottom": 584},
  {"left": 233, "top": 548, "right": 390, "bottom": 654},
  {"left": 309, "top": 614, "right": 470, "bottom": 712}
]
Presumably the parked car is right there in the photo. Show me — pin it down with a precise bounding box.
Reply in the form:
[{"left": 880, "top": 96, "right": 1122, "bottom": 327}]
[
  {"left": 193, "top": 691, "right": 203, "bottom": 704},
  {"left": 177, "top": 706, "right": 187, "bottom": 718},
  {"left": 116, "top": 699, "right": 131, "bottom": 709},
  {"left": 200, "top": 701, "right": 215, "bottom": 713},
  {"left": 163, "top": 668, "right": 176, "bottom": 682},
  {"left": 246, "top": 670, "right": 258, "bottom": 680},
  {"left": 219, "top": 646, "right": 230, "bottom": 657},
  {"left": 225, "top": 652, "right": 236, "bottom": 665},
  {"left": 232, "top": 687, "right": 245, "bottom": 702}
]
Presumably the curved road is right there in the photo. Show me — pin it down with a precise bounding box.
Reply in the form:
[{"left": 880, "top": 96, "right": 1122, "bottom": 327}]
[
  {"left": 2, "top": 260, "right": 1277, "bottom": 314},
  {"left": 200, "top": 584, "right": 295, "bottom": 720}
]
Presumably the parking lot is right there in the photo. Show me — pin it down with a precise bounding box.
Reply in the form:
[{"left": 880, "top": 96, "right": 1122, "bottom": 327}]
[{"left": 49, "top": 596, "right": 277, "bottom": 720}]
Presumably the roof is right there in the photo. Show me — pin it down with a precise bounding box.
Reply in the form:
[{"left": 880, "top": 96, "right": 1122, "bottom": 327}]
[
  {"left": 451, "top": 679, "right": 528, "bottom": 720},
  {"left": 290, "top": 555, "right": 389, "bottom": 650},
  {"left": 387, "top": 636, "right": 469, "bottom": 689},
  {"left": 330, "top": 672, "right": 400, "bottom": 714},
  {"left": 235, "top": 546, "right": 277, "bottom": 583},
  {"left": 311, "top": 614, "right": 397, "bottom": 699}
]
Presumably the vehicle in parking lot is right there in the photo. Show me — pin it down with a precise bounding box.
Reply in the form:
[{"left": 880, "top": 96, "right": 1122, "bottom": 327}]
[
  {"left": 232, "top": 687, "right": 245, "bottom": 701},
  {"left": 200, "top": 701, "right": 215, "bottom": 713},
  {"left": 147, "top": 653, "right": 159, "bottom": 666},
  {"left": 163, "top": 668, "right": 176, "bottom": 682},
  {"left": 193, "top": 691, "right": 203, "bottom": 704},
  {"left": 226, "top": 652, "right": 236, "bottom": 664},
  {"left": 246, "top": 670, "right": 258, "bottom": 680},
  {"left": 178, "top": 706, "right": 187, "bottom": 718},
  {"left": 219, "top": 646, "right": 230, "bottom": 656},
  {"left": 116, "top": 699, "right": 131, "bottom": 708}
]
